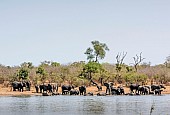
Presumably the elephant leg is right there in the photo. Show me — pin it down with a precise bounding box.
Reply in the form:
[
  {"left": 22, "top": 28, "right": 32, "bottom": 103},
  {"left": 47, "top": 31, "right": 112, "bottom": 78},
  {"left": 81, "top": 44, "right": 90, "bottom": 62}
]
[
  {"left": 36, "top": 88, "right": 38, "bottom": 93},
  {"left": 21, "top": 87, "right": 23, "bottom": 92},
  {"left": 109, "top": 88, "right": 111, "bottom": 95},
  {"left": 28, "top": 87, "right": 30, "bottom": 91},
  {"left": 13, "top": 88, "right": 16, "bottom": 91},
  {"left": 106, "top": 88, "right": 109, "bottom": 94}
]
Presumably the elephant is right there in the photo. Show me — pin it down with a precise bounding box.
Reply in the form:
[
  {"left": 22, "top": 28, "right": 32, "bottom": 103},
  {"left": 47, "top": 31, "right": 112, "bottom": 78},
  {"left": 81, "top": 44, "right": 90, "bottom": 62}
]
[
  {"left": 129, "top": 83, "right": 140, "bottom": 94},
  {"left": 39, "top": 84, "right": 53, "bottom": 93},
  {"left": 35, "top": 84, "right": 39, "bottom": 93},
  {"left": 117, "top": 86, "right": 125, "bottom": 95},
  {"left": 12, "top": 81, "right": 19, "bottom": 91},
  {"left": 84, "top": 92, "right": 93, "bottom": 96},
  {"left": 138, "top": 86, "right": 150, "bottom": 95},
  {"left": 25, "top": 81, "right": 31, "bottom": 91},
  {"left": 104, "top": 82, "right": 113, "bottom": 95},
  {"left": 12, "top": 81, "right": 25, "bottom": 92},
  {"left": 47, "top": 84, "right": 53, "bottom": 92},
  {"left": 110, "top": 86, "right": 119, "bottom": 95},
  {"left": 110, "top": 86, "right": 124, "bottom": 95},
  {"left": 154, "top": 89, "right": 163, "bottom": 95},
  {"left": 97, "top": 92, "right": 106, "bottom": 96},
  {"left": 79, "top": 85, "right": 86, "bottom": 95},
  {"left": 70, "top": 89, "right": 79, "bottom": 95},
  {"left": 52, "top": 84, "right": 58, "bottom": 93},
  {"left": 52, "top": 92, "right": 60, "bottom": 95},
  {"left": 97, "top": 85, "right": 102, "bottom": 91},
  {"left": 61, "top": 85, "right": 73, "bottom": 95},
  {"left": 151, "top": 84, "right": 166, "bottom": 91}
]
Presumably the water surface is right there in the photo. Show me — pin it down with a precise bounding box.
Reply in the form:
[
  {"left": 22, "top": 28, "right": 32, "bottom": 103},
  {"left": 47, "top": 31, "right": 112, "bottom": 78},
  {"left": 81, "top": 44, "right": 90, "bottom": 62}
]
[{"left": 0, "top": 95, "right": 169, "bottom": 115}]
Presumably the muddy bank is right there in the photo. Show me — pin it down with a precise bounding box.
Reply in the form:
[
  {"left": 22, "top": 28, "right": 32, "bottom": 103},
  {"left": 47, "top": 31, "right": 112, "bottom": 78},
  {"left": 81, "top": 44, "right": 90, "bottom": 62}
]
[{"left": 0, "top": 84, "right": 170, "bottom": 96}]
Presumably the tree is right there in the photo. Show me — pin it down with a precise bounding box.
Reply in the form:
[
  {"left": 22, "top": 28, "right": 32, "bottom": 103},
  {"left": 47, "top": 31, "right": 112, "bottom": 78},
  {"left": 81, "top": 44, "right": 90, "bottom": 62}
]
[
  {"left": 20, "top": 62, "right": 33, "bottom": 69},
  {"left": 133, "top": 52, "right": 145, "bottom": 72},
  {"left": 84, "top": 40, "right": 109, "bottom": 62},
  {"left": 51, "top": 62, "right": 60, "bottom": 67},
  {"left": 40, "top": 60, "right": 51, "bottom": 67},
  {"left": 116, "top": 52, "right": 127, "bottom": 73},
  {"left": 36, "top": 66, "right": 47, "bottom": 83},
  {"left": 79, "top": 61, "right": 103, "bottom": 86},
  {"left": 17, "top": 68, "right": 29, "bottom": 80},
  {"left": 165, "top": 55, "right": 170, "bottom": 68},
  {"left": 115, "top": 52, "right": 127, "bottom": 83}
]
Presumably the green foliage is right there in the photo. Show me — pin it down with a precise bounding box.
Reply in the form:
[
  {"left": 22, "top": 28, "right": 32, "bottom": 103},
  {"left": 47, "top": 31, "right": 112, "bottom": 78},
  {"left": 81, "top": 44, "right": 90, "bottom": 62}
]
[
  {"left": 84, "top": 61, "right": 102, "bottom": 73},
  {"left": 124, "top": 72, "right": 148, "bottom": 84},
  {"left": 116, "top": 64, "right": 122, "bottom": 72},
  {"left": 36, "top": 66, "right": 47, "bottom": 82},
  {"left": 84, "top": 47, "right": 94, "bottom": 61},
  {"left": 85, "top": 40, "right": 109, "bottom": 62},
  {"left": 136, "top": 74, "right": 148, "bottom": 83},
  {"left": 36, "top": 67, "right": 46, "bottom": 75},
  {"left": 17, "top": 68, "right": 29, "bottom": 80},
  {"left": 80, "top": 61, "right": 103, "bottom": 81},
  {"left": 51, "top": 62, "right": 60, "bottom": 67},
  {"left": 1, "top": 50, "right": 170, "bottom": 87},
  {"left": 126, "top": 66, "right": 133, "bottom": 72}
]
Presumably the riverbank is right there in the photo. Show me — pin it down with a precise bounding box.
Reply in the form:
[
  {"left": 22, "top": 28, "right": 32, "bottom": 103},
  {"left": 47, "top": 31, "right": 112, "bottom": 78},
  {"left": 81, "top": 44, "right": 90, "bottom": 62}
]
[{"left": 0, "top": 84, "right": 170, "bottom": 96}]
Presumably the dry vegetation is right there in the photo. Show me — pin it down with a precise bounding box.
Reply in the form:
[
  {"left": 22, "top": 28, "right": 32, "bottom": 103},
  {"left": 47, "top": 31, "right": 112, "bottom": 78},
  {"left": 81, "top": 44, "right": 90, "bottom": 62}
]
[
  {"left": 0, "top": 60, "right": 170, "bottom": 96},
  {"left": 0, "top": 41, "right": 170, "bottom": 96}
]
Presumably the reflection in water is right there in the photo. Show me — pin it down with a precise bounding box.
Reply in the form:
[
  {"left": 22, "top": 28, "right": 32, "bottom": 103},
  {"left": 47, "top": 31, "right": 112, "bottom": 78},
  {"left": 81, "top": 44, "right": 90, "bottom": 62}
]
[
  {"left": 0, "top": 95, "right": 170, "bottom": 115},
  {"left": 82, "top": 98, "right": 105, "bottom": 115}
]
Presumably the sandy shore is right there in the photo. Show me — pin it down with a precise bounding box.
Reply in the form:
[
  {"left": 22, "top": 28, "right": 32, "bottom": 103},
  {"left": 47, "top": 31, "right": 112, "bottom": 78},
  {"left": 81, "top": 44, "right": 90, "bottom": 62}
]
[{"left": 0, "top": 85, "right": 170, "bottom": 96}]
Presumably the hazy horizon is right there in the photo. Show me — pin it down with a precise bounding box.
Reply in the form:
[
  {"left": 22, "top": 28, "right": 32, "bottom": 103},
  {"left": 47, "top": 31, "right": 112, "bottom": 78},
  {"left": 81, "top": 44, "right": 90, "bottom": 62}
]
[{"left": 0, "top": 1, "right": 170, "bottom": 66}]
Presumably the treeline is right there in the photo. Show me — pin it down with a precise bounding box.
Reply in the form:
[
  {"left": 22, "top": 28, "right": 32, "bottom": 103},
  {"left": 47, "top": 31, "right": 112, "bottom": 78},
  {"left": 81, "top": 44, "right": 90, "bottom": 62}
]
[
  {"left": 0, "top": 60, "right": 170, "bottom": 87},
  {"left": 0, "top": 40, "right": 170, "bottom": 87}
]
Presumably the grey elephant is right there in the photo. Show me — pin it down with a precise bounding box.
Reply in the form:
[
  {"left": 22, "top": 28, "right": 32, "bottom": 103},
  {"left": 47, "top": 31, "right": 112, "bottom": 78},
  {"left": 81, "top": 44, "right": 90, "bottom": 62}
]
[
  {"left": 97, "top": 92, "right": 106, "bottom": 96},
  {"left": 104, "top": 82, "right": 113, "bottom": 95},
  {"left": 12, "top": 81, "right": 25, "bottom": 92},
  {"left": 79, "top": 85, "right": 86, "bottom": 95},
  {"left": 61, "top": 84, "right": 73, "bottom": 95},
  {"left": 70, "top": 89, "right": 79, "bottom": 95}
]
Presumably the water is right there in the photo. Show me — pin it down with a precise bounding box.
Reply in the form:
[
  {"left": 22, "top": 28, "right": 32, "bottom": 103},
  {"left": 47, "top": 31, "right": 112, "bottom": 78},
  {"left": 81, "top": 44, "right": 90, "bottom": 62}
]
[{"left": 0, "top": 95, "right": 170, "bottom": 115}]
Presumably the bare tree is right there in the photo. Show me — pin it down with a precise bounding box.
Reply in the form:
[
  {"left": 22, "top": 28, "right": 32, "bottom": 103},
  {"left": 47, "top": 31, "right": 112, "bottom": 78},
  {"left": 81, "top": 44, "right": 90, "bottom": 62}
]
[
  {"left": 133, "top": 52, "right": 145, "bottom": 72},
  {"left": 115, "top": 52, "right": 127, "bottom": 83},
  {"left": 116, "top": 52, "right": 127, "bottom": 72}
]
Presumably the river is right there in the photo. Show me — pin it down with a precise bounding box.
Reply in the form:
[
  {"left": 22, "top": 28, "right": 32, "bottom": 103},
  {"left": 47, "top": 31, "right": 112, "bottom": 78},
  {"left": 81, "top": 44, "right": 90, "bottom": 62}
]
[{"left": 0, "top": 95, "right": 169, "bottom": 115}]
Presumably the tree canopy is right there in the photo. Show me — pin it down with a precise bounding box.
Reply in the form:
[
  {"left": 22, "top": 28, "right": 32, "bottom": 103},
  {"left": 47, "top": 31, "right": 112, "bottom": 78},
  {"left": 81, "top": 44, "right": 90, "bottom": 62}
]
[{"left": 84, "top": 40, "right": 109, "bottom": 62}]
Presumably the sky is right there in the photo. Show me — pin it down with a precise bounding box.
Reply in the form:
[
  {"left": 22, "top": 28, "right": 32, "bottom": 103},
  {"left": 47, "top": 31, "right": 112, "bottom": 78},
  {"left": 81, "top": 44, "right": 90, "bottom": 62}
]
[{"left": 0, "top": 0, "right": 170, "bottom": 66}]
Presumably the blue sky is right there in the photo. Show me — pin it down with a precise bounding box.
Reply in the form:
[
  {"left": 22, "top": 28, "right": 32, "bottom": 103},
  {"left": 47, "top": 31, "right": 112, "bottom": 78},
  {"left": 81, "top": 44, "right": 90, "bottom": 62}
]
[{"left": 0, "top": 0, "right": 170, "bottom": 66}]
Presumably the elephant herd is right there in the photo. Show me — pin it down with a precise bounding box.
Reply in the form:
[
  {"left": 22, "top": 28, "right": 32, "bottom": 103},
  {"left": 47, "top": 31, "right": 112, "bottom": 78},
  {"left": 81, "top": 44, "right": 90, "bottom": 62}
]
[
  {"left": 129, "top": 83, "right": 166, "bottom": 95},
  {"left": 35, "top": 84, "right": 58, "bottom": 94},
  {"left": 11, "top": 81, "right": 166, "bottom": 96},
  {"left": 11, "top": 81, "right": 31, "bottom": 92},
  {"left": 35, "top": 84, "right": 87, "bottom": 96},
  {"left": 103, "top": 82, "right": 124, "bottom": 95}
]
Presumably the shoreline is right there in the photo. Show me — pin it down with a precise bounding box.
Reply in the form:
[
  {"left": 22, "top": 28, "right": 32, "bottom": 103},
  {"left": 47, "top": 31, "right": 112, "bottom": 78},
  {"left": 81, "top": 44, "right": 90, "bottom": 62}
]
[{"left": 0, "top": 85, "right": 170, "bottom": 97}]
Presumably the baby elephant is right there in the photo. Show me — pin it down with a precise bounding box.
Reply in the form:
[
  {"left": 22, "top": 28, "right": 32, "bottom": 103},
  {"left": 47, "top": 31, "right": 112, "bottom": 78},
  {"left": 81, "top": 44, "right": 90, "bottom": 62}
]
[
  {"left": 97, "top": 92, "right": 106, "bottom": 96},
  {"left": 84, "top": 92, "right": 93, "bottom": 96},
  {"left": 70, "top": 89, "right": 79, "bottom": 95}
]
